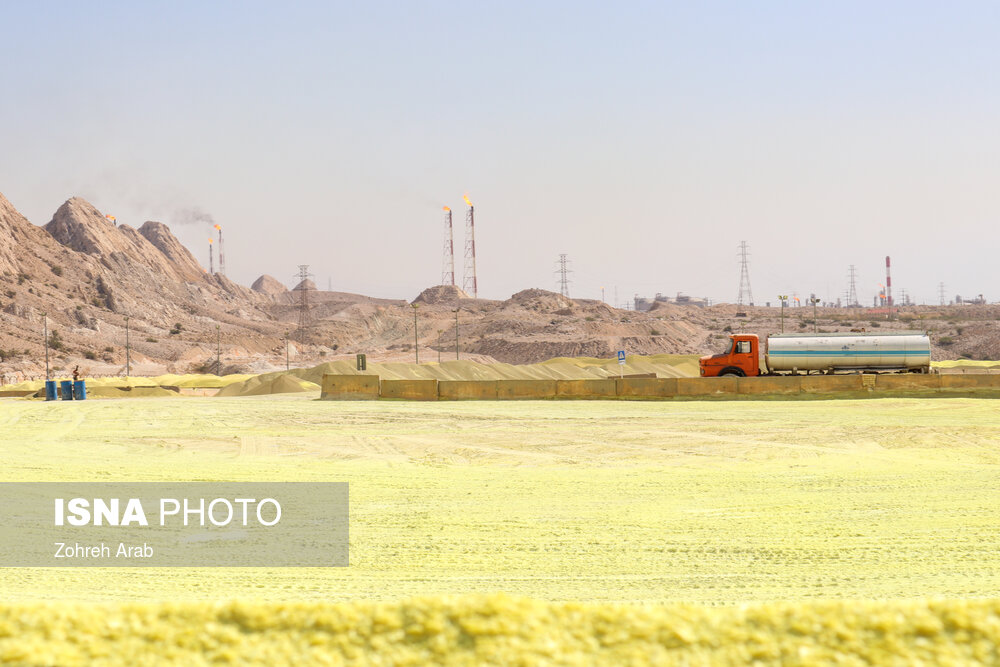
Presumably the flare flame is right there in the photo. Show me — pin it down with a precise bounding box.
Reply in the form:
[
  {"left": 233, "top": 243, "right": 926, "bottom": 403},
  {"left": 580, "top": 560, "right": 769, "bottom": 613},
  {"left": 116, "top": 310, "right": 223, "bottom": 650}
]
[{"left": 463, "top": 194, "right": 473, "bottom": 207}]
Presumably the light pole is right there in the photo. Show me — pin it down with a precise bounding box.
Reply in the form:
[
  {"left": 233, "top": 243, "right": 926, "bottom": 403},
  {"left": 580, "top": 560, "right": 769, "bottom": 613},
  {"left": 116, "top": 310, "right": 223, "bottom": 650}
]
[
  {"left": 411, "top": 304, "right": 419, "bottom": 364},
  {"left": 125, "top": 315, "right": 130, "bottom": 377},
  {"left": 285, "top": 331, "right": 290, "bottom": 371},
  {"left": 778, "top": 295, "right": 788, "bottom": 333},
  {"left": 42, "top": 312, "right": 49, "bottom": 380},
  {"left": 810, "top": 297, "right": 820, "bottom": 333},
  {"left": 453, "top": 308, "right": 459, "bottom": 360},
  {"left": 216, "top": 325, "right": 221, "bottom": 376}
]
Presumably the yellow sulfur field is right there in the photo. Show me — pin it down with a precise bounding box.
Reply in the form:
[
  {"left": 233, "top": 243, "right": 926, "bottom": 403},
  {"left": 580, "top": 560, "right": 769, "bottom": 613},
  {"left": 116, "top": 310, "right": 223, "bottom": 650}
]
[{"left": 2, "top": 394, "right": 1000, "bottom": 663}]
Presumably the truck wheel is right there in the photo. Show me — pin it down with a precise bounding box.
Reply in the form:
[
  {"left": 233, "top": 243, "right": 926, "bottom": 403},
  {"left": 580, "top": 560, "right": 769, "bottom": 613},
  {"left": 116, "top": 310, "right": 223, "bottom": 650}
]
[{"left": 719, "top": 368, "right": 745, "bottom": 377}]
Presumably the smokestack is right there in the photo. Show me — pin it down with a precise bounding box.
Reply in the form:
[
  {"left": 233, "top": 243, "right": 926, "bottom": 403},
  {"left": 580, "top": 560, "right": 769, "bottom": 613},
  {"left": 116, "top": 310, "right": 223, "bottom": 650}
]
[
  {"left": 885, "top": 256, "right": 892, "bottom": 307},
  {"left": 208, "top": 238, "right": 214, "bottom": 274},
  {"left": 462, "top": 195, "right": 478, "bottom": 298},
  {"left": 215, "top": 225, "right": 226, "bottom": 277},
  {"left": 442, "top": 207, "right": 455, "bottom": 286}
]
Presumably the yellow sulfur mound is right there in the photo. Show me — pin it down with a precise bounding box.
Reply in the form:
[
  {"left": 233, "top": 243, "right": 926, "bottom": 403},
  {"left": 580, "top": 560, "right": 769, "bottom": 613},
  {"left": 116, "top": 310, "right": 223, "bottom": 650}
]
[{"left": 1, "top": 595, "right": 999, "bottom": 665}]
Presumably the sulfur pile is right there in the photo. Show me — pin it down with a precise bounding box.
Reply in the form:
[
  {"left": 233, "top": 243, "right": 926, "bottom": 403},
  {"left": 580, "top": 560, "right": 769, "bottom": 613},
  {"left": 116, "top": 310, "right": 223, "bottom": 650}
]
[
  {"left": 277, "top": 353, "right": 703, "bottom": 384},
  {"left": 1, "top": 595, "right": 998, "bottom": 665},
  {"left": 216, "top": 373, "right": 320, "bottom": 397}
]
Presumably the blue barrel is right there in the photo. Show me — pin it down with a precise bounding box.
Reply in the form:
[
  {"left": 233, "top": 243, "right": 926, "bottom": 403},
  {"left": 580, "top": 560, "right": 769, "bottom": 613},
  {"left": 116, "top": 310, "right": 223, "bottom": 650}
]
[
  {"left": 44, "top": 380, "right": 58, "bottom": 401},
  {"left": 73, "top": 380, "right": 87, "bottom": 400},
  {"left": 60, "top": 380, "right": 74, "bottom": 401}
]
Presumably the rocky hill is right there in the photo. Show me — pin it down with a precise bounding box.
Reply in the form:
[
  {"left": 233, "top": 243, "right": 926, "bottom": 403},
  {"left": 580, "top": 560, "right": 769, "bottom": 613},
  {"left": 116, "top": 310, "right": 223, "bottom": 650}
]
[{"left": 0, "top": 192, "right": 280, "bottom": 382}]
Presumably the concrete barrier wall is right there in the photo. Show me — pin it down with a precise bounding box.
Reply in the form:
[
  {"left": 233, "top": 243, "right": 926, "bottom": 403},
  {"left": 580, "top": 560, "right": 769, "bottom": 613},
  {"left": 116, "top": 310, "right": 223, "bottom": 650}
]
[
  {"left": 439, "top": 380, "right": 499, "bottom": 400},
  {"left": 320, "top": 374, "right": 380, "bottom": 400},
  {"left": 736, "top": 376, "right": 802, "bottom": 396},
  {"left": 555, "top": 379, "right": 618, "bottom": 398},
  {"left": 321, "top": 372, "right": 1000, "bottom": 401},
  {"left": 799, "top": 376, "right": 865, "bottom": 394},
  {"left": 0, "top": 390, "right": 36, "bottom": 398},
  {"left": 876, "top": 375, "right": 942, "bottom": 392},
  {"left": 939, "top": 374, "right": 1000, "bottom": 390},
  {"left": 616, "top": 378, "right": 678, "bottom": 398},
  {"left": 676, "top": 377, "right": 738, "bottom": 396},
  {"left": 380, "top": 379, "right": 439, "bottom": 400},
  {"left": 496, "top": 380, "right": 557, "bottom": 400}
]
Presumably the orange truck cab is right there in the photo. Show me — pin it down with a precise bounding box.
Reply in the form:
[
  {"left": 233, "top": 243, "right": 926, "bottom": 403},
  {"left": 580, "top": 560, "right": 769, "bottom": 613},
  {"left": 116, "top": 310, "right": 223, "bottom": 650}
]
[{"left": 699, "top": 334, "right": 761, "bottom": 377}]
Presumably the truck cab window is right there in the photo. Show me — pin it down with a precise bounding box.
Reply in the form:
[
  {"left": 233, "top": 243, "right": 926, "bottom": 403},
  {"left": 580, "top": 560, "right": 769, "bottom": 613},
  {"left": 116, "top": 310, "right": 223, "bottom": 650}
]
[{"left": 736, "top": 341, "right": 751, "bottom": 354}]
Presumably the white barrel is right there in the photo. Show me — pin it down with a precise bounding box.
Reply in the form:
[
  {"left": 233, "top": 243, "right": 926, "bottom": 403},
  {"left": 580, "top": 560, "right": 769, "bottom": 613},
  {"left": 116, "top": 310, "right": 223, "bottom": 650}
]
[{"left": 765, "top": 332, "right": 930, "bottom": 372}]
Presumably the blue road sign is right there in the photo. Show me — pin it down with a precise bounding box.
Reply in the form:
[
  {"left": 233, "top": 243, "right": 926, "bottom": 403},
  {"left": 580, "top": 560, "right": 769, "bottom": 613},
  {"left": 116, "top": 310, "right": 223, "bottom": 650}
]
[{"left": 617, "top": 350, "right": 626, "bottom": 365}]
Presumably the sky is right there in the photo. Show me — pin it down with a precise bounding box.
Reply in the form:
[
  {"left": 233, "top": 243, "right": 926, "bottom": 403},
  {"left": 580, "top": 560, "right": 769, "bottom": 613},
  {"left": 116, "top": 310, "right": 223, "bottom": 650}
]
[{"left": 1, "top": 1, "right": 998, "bottom": 306}]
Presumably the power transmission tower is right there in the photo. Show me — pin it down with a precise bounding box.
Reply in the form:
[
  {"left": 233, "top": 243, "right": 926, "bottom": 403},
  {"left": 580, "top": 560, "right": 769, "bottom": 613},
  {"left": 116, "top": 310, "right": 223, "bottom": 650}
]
[
  {"left": 939, "top": 282, "right": 946, "bottom": 306},
  {"left": 441, "top": 206, "right": 455, "bottom": 286},
  {"left": 736, "top": 241, "right": 754, "bottom": 306},
  {"left": 555, "top": 254, "right": 571, "bottom": 297},
  {"left": 847, "top": 265, "right": 859, "bottom": 306},
  {"left": 293, "top": 265, "right": 315, "bottom": 339}
]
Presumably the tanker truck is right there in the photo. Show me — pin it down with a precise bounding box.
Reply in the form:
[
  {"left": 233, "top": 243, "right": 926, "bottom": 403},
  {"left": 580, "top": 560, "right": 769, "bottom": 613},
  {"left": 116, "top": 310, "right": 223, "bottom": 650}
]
[{"left": 699, "top": 331, "right": 931, "bottom": 377}]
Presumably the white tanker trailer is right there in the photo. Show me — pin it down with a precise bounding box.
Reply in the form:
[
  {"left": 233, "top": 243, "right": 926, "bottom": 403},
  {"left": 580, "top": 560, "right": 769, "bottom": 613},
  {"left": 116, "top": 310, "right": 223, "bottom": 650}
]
[{"left": 700, "top": 331, "right": 932, "bottom": 377}]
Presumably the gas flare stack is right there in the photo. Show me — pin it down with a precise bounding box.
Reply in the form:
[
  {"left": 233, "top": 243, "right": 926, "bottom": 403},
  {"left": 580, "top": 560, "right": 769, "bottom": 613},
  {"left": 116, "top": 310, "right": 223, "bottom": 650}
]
[
  {"left": 215, "top": 224, "right": 226, "bottom": 277},
  {"left": 441, "top": 206, "right": 455, "bottom": 286},
  {"left": 208, "top": 238, "right": 214, "bottom": 274},
  {"left": 462, "top": 195, "right": 478, "bottom": 298}
]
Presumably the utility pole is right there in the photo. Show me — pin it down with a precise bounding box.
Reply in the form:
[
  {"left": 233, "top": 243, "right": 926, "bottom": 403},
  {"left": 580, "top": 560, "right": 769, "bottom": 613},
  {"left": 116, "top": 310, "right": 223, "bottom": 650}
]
[
  {"left": 125, "top": 316, "right": 131, "bottom": 377},
  {"left": 778, "top": 295, "right": 788, "bottom": 333},
  {"left": 939, "top": 282, "right": 946, "bottom": 306},
  {"left": 411, "top": 304, "right": 419, "bottom": 364},
  {"left": 285, "top": 332, "right": 290, "bottom": 371},
  {"left": 601, "top": 286, "right": 605, "bottom": 303},
  {"left": 453, "top": 309, "right": 459, "bottom": 360},
  {"left": 42, "top": 313, "right": 49, "bottom": 380},
  {"left": 810, "top": 296, "right": 820, "bottom": 333},
  {"left": 216, "top": 325, "right": 221, "bottom": 376}
]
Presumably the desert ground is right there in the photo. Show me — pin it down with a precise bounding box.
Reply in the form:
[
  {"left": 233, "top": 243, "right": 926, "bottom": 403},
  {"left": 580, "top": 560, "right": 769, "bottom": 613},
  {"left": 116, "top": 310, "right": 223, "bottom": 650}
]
[{"left": 2, "top": 393, "right": 1000, "bottom": 663}]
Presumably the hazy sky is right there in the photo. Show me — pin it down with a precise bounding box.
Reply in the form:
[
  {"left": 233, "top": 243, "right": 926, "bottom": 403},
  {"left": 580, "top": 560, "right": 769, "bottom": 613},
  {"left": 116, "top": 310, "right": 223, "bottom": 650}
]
[{"left": 2, "top": 2, "right": 998, "bottom": 306}]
